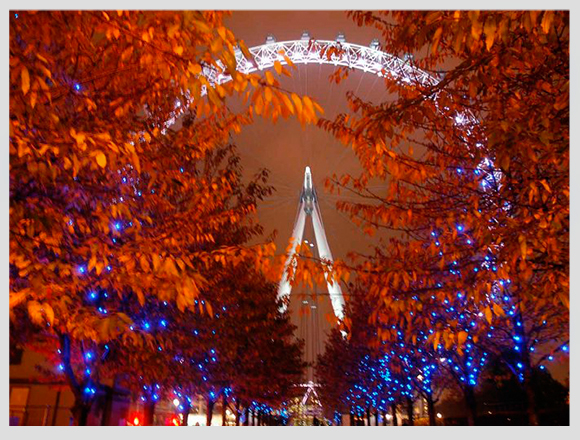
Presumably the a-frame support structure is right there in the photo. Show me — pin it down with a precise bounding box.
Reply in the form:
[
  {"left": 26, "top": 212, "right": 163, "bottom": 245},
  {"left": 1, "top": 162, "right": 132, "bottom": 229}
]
[{"left": 277, "top": 166, "right": 345, "bottom": 322}]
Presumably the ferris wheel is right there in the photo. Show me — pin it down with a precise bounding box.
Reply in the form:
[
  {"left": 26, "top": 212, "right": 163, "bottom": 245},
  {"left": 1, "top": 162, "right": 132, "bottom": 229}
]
[{"left": 216, "top": 33, "right": 441, "bottom": 389}]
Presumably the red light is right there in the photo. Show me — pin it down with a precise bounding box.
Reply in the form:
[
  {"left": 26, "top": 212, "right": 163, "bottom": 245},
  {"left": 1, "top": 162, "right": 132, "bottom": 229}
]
[{"left": 127, "top": 414, "right": 142, "bottom": 426}]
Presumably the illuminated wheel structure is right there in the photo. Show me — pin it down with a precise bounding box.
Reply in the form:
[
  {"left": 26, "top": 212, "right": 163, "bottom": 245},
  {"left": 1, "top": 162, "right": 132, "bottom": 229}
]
[{"left": 205, "top": 32, "right": 438, "bottom": 89}]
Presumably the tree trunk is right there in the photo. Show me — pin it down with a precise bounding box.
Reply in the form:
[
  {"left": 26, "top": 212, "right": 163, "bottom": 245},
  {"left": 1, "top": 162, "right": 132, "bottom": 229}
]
[
  {"left": 72, "top": 402, "right": 91, "bottom": 426},
  {"left": 222, "top": 395, "right": 227, "bottom": 426},
  {"left": 464, "top": 386, "right": 477, "bottom": 426},
  {"left": 406, "top": 396, "right": 414, "bottom": 426},
  {"left": 181, "top": 401, "right": 191, "bottom": 426},
  {"left": 523, "top": 372, "right": 539, "bottom": 426},
  {"left": 100, "top": 388, "right": 113, "bottom": 426},
  {"left": 206, "top": 397, "right": 215, "bottom": 426},
  {"left": 426, "top": 394, "right": 437, "bottom": 426},
  {"left": 349, "top": 411, "right": 354, "bottom": 426},
  {"left": 60, "top": 334, "right": 92, "bottom": 426},
  {"left": 382, "top": 411, "right": 387, "bottom": 426},
  {"left": 391, "top": 403, "right": 398, "bottom": 426},
  {"left": 257, "top": 410, "right": 262, "bottom": 426},
  {"left": 235, "top": 401, "right": 241, "bottom": 426},
  {"left": 244, "top": 407, "right": 249, "bottom": 426},
  {"left": 143, "top": 401, "right": 156, "bottom": 426}
]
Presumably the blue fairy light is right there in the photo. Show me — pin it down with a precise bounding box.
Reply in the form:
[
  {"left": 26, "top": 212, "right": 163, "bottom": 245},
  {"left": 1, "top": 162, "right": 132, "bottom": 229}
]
[
  {"left": 89, "top": 292, "right": 97, "bottom": 300},
  {"left": 74, "top": 83, "right": 81, "bottom": 91},
  {"left": 78, "top": 265, "right": 86, "bottom": 274},
  {"left": 456, "top": 225, "right": 464, "bottom": 232},
  {"left": 58, "top": 364, "right": 64, "bottom": 371},
  {"left": 160, "top": 319, "right": 167, "bottom": 327},
  {"left": 562, "top": 345, "right": 568, "bottom": 352},
  {"left": 517, "top": 362, "right": 523, "bottom": 369}
]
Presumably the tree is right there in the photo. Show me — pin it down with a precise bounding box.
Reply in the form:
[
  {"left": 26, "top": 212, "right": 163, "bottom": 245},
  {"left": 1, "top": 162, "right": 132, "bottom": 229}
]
[
  {"left": 319, "top": 10, "right": 568, "bottom": 425},
  {"left": 10, "top": 10, "right": 323, "bottom": 424}
]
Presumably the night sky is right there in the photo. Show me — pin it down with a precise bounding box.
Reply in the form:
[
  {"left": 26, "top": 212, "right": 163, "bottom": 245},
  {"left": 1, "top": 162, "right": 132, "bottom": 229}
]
[{"left": 225, "top": 11, "right": 389, "bottom": 375}]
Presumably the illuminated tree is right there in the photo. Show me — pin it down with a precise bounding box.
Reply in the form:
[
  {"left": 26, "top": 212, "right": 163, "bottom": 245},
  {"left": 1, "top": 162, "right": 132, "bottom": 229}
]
[
  {"left": 320, "top": 11, "right": 568, "bottom": 425},
  {"left": 10, "top": 10, "right": 322, "bottom": 425}
]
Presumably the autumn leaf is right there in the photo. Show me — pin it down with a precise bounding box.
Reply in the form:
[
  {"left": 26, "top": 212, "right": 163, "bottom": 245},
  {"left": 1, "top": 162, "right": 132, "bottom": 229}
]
[
  {"left": 291, "top": 93, "right": 303, "bottom": 115},
  {"left": 139, "top": 254, "right": 150, "bottom": 272},
  {"left": 21, "top": 66, "right": 30, "bottom": 96},
  {"left": 457, "top": 331, "right": 468, "bottom": 347},
  {"left": 484, "top": 17, "right": 497, "bottom": 51},
  {"left": 492, "top": 303, "right": 505, "bottom": 317},
  {"left": 96, "top": 151, "right": 107, "bottom": 168},
  {"left": 274, "top": 60, "right": 282, "bottom": 75},
  {"left": 541, "top": 11, "right": 554, "bottom": 34},
  {"left": 431, "top": 27, "right": 443, "bottom": 55},
  {"left": 518, "top": 235, "right": 527, "bottom": 260},
  {"left": 484, "top": 306, "right": 492, "bottom": 324}
]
